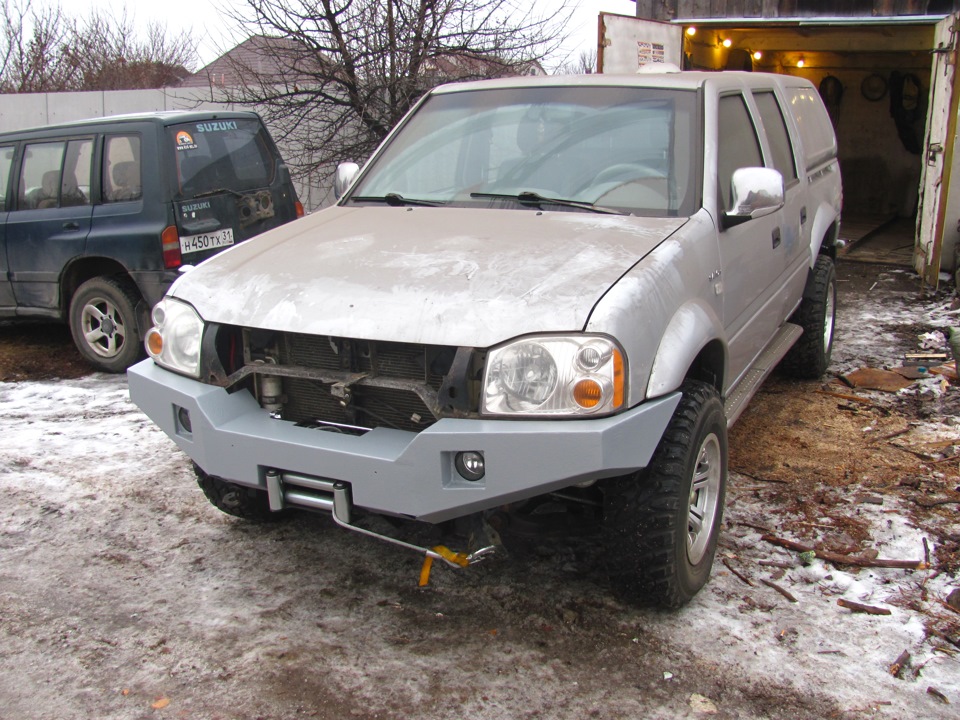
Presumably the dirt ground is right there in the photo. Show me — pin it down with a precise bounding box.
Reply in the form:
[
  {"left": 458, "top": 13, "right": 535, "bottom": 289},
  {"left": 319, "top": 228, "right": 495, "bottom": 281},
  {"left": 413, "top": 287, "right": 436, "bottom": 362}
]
[{"left": 0, "top": 259, "right": 958, "bottom": 719}]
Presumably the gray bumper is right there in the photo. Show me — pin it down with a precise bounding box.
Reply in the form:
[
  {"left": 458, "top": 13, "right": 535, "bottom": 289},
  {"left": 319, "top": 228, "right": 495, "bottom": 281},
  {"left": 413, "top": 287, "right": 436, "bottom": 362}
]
[{"left": 128, "top": 359, "right": 681, "bottom": 523}]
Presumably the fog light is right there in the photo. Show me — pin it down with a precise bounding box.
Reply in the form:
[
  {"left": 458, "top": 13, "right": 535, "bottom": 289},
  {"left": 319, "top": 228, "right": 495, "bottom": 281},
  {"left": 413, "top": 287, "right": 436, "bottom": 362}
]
[
  {"left": 455, "top": 451, "right": 485, "bottom": 481},
  {"left": 176, "top": 405, "right": 192, "bottom": 434}
]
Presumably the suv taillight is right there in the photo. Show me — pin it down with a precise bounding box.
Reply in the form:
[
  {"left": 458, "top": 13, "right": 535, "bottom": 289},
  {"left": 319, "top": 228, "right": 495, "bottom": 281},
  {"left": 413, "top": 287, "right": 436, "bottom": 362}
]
[{"left": 162, "top": 226, "right": 182, "bottom": 269}]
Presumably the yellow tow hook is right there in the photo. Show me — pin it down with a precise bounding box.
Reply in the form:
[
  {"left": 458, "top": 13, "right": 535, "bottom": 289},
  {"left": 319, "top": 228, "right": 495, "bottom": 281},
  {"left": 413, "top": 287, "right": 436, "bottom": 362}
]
[{"left": 419, "top": 545, "right": 496, "bottom": 587}]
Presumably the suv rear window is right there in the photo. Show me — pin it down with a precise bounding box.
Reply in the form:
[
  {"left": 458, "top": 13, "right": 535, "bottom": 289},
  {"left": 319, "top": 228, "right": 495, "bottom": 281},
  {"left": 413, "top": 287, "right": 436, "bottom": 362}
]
[{"left": 169, "top": 119, "right": 276, "bottom": 198}]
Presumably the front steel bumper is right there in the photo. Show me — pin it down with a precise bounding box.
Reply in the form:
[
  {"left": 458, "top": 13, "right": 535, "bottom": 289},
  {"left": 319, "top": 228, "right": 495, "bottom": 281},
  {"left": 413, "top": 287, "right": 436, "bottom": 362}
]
[{"left": 128, "top": 359, "right": 681, "bottom": 524}]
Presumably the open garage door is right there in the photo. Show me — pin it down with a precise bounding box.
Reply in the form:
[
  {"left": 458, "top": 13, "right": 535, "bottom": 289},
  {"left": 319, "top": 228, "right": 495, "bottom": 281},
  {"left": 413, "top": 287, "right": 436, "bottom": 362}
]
[
  {"left": 916, "top": 13, "right": 960, "bottom": 287},
  {"left": 597, "top": 13, "right": 682, "bottom": 73}
]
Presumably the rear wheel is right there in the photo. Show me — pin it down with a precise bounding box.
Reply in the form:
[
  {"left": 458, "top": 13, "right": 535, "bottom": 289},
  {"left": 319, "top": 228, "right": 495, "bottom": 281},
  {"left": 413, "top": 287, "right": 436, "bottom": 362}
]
[
  {"left": 602, "top": 381, "right": 727, "bottom": 609},
  {"left": 194, "top": 464, "right": 284, "bottom": 521},
  {"left": 782, "top": 254, "right": 836, "bottom": 379},
  {"left": 68, "top": 276, "right": 144, "bottom": 372}
]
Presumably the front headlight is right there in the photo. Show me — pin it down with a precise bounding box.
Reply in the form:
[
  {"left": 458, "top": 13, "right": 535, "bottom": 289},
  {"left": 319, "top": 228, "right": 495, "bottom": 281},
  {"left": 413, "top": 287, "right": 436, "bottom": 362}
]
[
  {"left": 482, "top": 335, "right": 626, "bottom": 416},
  {"left": 144, "top": 298, "right": 204, "bottom": 378}
]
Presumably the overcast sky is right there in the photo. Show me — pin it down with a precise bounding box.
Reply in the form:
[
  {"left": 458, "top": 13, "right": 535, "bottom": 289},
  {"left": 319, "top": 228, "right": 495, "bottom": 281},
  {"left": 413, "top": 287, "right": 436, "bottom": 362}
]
[{"left": 66, "top": 0, "right": 639, "bottom": 69}]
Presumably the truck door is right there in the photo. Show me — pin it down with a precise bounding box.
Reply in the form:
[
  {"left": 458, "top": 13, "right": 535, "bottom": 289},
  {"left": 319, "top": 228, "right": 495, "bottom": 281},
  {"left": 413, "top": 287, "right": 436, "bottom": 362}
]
[
  {"left": 0, "top": 145, "right": 14, "bottom": 309},
  {"left": 916, "top": 12, "right": 960, "bottom": 287},
  {"left": 6, "top": 138, "right": 94, "bottom": 310},
  {"left": 715, "top": 92, "right": 788, "bottom": 384}
]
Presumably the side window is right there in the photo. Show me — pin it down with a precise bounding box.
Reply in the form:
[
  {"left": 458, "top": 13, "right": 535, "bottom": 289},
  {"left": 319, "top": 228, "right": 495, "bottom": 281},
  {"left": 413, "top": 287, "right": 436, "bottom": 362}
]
[
  {"left": 0, "top": 146, "right": 14, "bottom": 211},
  {"left": 717, "top": 94, "right": 763, "bottom": 210},
  {"left": 103, "top": 134, "right": 142, "bottom": 203},
  {"left": 753, "top": 91, "right": 798, "bottom": 184},
  {"left": 62, "top": 139, "right": 93, "bottom": 207},
  {"left": 18, "top": 141, "right": 65, "bottom": 210}
]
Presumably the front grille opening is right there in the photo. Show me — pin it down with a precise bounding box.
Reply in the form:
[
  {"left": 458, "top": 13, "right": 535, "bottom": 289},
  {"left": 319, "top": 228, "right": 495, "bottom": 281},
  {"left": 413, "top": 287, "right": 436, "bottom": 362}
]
[{"left": 214, "top": 327, "right": 483, "bottom": 432}]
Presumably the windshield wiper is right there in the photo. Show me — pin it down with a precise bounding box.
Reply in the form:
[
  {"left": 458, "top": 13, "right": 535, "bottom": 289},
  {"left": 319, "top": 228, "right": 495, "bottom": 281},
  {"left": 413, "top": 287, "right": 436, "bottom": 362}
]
[
  {"left": 191, "top": 187, "right": 246, "bottom": 200},
  {"left": 470, "top": 191, "right": 627, "bottom": 215},
  {"left": 351, "top": 193, "right": 446, "bottom": 207}
]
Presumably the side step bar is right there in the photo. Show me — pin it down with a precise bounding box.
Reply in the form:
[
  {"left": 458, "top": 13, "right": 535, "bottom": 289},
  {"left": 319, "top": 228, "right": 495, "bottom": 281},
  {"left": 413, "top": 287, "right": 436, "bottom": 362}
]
[
  {"left": 264, "top": 469, "right": 495, "bottom": 568},
  {"left": 724, "top": 322, "right": 803, "bottom": 428}
]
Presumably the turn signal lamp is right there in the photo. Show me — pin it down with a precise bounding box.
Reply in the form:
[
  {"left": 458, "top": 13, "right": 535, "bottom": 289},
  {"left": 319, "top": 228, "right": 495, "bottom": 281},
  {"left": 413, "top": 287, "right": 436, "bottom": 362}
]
[{"left": 573, "top": 379, "right": 603, "bottom": 409}]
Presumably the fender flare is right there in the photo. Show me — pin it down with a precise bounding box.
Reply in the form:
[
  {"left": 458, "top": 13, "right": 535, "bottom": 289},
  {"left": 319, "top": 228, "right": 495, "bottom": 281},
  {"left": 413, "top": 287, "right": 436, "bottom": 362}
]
[
  {"left": 646, "top": 301, "right": 726, "bottom": 399},
  {"left": 808, "top": 200, "right": 840, "bottom": 265}
]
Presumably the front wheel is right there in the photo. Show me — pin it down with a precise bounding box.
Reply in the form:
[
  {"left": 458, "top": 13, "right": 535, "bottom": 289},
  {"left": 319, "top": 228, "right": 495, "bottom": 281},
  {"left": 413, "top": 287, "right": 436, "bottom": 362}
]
[
  {"left": 602, "top": 381, "right": 728, "bottom": 609},
  {"left": 68, "top": 276, "right": 144, "bottom": 372}
]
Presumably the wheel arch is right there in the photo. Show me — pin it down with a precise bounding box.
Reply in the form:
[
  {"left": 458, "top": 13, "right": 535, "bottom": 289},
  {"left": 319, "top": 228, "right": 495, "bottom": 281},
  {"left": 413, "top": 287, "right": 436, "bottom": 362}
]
[
  {"left": 646, "top": 301, "right": 727, "bottom": 400},
  {"left": 61, "top": 257, "right": 138, "bottom": 317},
  {"left": 809, "top": 204, "right": 841, "bottom": 265}
]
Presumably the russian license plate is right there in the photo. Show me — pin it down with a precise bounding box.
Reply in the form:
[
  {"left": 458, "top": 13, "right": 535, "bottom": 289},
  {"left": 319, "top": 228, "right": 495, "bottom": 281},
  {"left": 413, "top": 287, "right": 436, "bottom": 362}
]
[{"left": 179, "top": 227, "right": 235, "bottom": 254}]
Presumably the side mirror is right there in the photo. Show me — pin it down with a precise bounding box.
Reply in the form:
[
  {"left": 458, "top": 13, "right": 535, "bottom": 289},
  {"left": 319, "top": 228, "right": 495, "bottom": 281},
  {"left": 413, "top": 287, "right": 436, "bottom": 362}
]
[
  {"left": 334, "top": 162, "right": 360, "bottom": 199},
  {"left": 722, "top": 167, "right": 784, "bottom": 228}
]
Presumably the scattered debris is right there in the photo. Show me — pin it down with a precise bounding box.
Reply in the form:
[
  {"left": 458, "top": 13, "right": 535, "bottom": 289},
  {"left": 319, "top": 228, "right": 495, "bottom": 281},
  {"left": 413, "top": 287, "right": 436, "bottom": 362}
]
[
  {"left": 722, "top": 559, "right": 754, "bottom": 587},
  {"left": 842, "top": 367, "right": 915, "bottom": 393},
  {"left": 837, "top": 599, "right": 892, "bottom": 616},
  {"left": 889, "top": 650, "right": 910, "bottom": 678},
  {"left": 688, "top": 693, "right": 718, "bottom": 714},
  {"left": 761, "top": 579, "right": 798, "bottom": 603},
  {"left": 761, "top": 535, "right": 928, "bottom": 570},
  {"left": 927, "top": 687, "right": 950, "bottom": 704}
]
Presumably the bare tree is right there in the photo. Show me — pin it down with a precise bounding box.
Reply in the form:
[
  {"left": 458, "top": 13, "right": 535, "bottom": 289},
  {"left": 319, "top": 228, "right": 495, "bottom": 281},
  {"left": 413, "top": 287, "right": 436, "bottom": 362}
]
[
  {"left": 212, "top": 0, "right": 574, "bottom": 184},
  {"left": 556, "top": 47, "right": 596, "bottom": 75},
  {"left": 0, "top": 0, "right": 196, "bottom": 92}
]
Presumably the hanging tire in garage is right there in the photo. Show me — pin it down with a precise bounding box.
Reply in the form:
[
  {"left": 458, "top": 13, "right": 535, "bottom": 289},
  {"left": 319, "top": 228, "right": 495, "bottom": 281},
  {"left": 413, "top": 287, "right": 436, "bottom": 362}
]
[
  {"left": 68, "top": 276, "right": 145, "bottom": 373},
  {"left": 602, "top": 380, "right": 728, "bottom": 609},
  {"left": 781, "top": 254, "right": 837, "bottom": 379}
]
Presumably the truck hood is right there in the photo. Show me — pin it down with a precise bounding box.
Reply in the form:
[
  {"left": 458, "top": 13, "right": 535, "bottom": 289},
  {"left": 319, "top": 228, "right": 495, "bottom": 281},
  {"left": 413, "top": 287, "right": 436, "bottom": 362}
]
[{"left": 171, "top": 206, "right": 686, "bottom": 348}]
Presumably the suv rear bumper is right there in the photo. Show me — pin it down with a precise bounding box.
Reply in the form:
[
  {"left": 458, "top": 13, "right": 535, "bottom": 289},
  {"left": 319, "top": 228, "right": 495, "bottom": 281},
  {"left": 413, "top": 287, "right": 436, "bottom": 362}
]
[{"left": 128, "top": 359, "right": 681, "bottom": 523}]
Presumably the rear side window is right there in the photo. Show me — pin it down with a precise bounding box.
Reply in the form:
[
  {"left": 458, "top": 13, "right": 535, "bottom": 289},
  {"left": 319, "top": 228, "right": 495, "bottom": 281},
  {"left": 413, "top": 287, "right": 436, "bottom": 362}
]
[
  {"left": 717, "top": 94, "right": 763, "bottom": 209},
  {"left": 62, "top": 139, "right": 93, "bottom": 207},
  {"left": 169, "top": 119, "right": 276, "bottom": 198},
  {"left": 786, "top": 87, "right": 837, "bottom": 170},
  {"left": 103, "top": 135, "right": 143, "bottom": 203},
  {"left": 753, "top": 91, "right": 798, "bottom": 184},
  {"left": 0, "top": 146, "right": 13, "bottom": 211}
]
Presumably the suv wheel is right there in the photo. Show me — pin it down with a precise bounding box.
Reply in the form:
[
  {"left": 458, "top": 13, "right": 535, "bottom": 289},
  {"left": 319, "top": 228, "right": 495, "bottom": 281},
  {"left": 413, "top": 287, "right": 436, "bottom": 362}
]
[
  {"left": 194, "top": 464, "right": 284, "bottom": 521},
  {"left": 781, "top": 254, "right": 836, "bottom": 379},
  {"left": 69, "top": 276, "right": 144, "bottom": 373},
  {"left": 602, "top": 380, "right": 727, "bottom": 609}
]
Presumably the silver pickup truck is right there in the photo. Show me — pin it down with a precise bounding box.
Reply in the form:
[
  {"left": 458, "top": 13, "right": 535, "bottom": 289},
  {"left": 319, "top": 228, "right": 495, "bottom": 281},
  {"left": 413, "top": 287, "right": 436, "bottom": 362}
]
[{"left": 129, "top": 69, "right": 842, "bottom": 608}]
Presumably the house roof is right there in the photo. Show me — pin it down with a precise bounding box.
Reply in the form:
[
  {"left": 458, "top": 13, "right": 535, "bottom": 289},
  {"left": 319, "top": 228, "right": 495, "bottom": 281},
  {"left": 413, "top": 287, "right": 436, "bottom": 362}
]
[
  {"left": 177, "top": 36, "right": 308, "bottom": 89},
  {"left": 178, "top": 35, "right": 544, "bottom": 89}
]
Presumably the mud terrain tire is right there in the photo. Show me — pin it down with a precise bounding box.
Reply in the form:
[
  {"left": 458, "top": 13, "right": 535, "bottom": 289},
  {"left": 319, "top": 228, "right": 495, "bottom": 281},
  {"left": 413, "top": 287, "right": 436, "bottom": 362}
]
[
  {"left": 602, "top": 381, "right": 728, "bottom": 609},
  {"left": 782, "top": 254, "right": 836, "bottom": 379}
]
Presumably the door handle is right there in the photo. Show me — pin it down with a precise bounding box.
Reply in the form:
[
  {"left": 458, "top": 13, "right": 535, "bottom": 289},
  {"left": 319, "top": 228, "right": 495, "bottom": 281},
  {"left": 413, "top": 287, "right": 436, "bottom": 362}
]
[
  {"left": 772, "top": 227, "right": 781, "bottom": 249},
  {"left": 62, "top": 221, "right": 80, "bottom": 230},
  {"left": 800, "top": 207, "right": 807, "bottom": 225}
]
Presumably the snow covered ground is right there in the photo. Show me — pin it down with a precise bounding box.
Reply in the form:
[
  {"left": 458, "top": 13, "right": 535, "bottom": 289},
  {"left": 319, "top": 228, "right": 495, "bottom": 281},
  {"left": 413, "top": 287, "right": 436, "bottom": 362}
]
[{"left": 0, "top": 263, "right": 957, "bottom": 719}]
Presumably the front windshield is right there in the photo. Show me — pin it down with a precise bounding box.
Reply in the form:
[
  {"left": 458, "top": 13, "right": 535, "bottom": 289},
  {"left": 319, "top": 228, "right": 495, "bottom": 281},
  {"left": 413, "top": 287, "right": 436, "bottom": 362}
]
[{"left": 350, "top": 85, "right": 699, "bottom": 217}]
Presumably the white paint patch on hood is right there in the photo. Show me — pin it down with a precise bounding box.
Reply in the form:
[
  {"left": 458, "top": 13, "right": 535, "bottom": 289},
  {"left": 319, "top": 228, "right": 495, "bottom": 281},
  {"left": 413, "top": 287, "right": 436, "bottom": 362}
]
[{"left": 173, "top": 206, "right": 686, "bottom": 347}]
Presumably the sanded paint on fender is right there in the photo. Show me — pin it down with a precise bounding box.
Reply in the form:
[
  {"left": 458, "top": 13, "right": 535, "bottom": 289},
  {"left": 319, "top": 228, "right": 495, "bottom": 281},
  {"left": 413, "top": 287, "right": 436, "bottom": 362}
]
[
  {"left": 646, "top": 300, "right": 725, "bottom": 399},
  {"left": 586, "top": 210, "right": 720, "bottom": 406}
]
